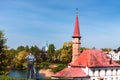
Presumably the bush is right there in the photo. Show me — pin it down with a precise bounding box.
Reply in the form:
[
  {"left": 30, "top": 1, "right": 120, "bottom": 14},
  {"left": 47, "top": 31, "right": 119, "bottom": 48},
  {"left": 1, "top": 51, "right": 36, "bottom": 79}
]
[
  {"left": 51, "top": 64, "right": 67, "bottom": 73},
  {"left": 39, "top": 62, "right": 51, "bottom": 69}
]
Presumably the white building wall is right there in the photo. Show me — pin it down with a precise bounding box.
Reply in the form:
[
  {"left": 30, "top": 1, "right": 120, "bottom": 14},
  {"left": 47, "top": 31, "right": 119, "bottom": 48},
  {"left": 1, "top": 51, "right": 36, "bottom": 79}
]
[
  {"left": 52, "top": 67, "right": 120, "bottom": 80},
  {"left": 87, "top": 67, "right": 120, "bottom": 80},
  {"left": 117, "top": 69, "right": 120, "bottom": 75},
  {"left": 107, "top": 69, "right": 111, "bottom": 75},
  {"left": 100, "top": 69, "right": 105, "bottom": 76}
]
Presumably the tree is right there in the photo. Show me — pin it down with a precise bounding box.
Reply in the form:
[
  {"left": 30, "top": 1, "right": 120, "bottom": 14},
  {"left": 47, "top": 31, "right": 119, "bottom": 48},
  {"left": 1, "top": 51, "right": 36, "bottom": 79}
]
[
  {"left": 54, "top": 49, "right": 61, "bottom": 62},
  {"left": 101, "top": 48, "right": 112, "bottom": 53},
  {"left": 117, "top": 47, "right": 120, "bottom": 51},
  {"left": 13, "top": 50, "right": 28, "bottom": 69},
  {"left": 47, "top": 44, "right": 55, "bottom": 61},
  {"left": 16, "top": 46, "right": 25, "bottom": 53},
  {"left": 0, "top": 30, "right": 8, "bottom": 75},
  {"left": 0, "top": 30, "right": 7, "bottom": 54},
  {"left": 30, "top": 45, "right": 41, "bottom": 63},
  {"left": 60, "top": 42, "right": 72, "bottom": 63},
  {"left": 25, "top": 45, "right": 30, "bottom": 52},
  {"left": 41, "top": 46, "right": 47, "bottom": 61}
]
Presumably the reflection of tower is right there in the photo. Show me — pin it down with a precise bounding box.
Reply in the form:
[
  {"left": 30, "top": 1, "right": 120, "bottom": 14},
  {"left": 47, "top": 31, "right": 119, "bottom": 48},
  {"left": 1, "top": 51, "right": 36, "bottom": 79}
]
[
  {"left": 45, "top": 41, "right": 48, "bottom": 51},
  {"left": 72, "top": 9, "right": 81, "bottom": 62}
]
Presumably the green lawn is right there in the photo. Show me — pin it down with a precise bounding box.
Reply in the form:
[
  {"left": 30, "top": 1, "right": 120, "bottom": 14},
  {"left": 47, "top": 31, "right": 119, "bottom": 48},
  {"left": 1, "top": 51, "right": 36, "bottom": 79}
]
[{"left": 0, "top": 75, "right": 32, "bottom": 80}]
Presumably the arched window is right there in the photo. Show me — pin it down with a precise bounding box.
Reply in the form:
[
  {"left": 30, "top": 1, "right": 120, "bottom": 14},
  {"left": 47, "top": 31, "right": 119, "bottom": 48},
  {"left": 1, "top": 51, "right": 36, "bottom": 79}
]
[{"left": 93, "top": 70, "right": 95, "bottom": 76}]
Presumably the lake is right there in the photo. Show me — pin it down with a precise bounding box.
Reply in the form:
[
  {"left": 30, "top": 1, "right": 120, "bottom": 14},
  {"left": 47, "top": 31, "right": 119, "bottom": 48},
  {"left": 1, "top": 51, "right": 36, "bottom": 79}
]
[{"left": 8, "top": 69, "right": 45, "bottom": 79}]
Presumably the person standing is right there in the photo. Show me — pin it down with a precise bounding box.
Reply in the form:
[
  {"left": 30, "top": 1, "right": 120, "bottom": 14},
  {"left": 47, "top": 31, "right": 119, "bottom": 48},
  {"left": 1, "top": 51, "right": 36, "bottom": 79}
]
[{"left": 26, "top": 52, "right": 36, "bottom": 78}]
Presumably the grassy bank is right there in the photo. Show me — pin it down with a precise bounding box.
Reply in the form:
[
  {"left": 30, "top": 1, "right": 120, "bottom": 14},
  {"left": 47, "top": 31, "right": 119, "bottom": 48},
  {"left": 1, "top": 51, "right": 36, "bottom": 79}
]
[
  {"left": 0, "top": 75, "right": 31, "bottom": 80},
  {"left": 0, "top": 75, "right": 72, "bottom": 80},
  {"left": 38, "top": 61, "right": 67, "bottom": 73}
]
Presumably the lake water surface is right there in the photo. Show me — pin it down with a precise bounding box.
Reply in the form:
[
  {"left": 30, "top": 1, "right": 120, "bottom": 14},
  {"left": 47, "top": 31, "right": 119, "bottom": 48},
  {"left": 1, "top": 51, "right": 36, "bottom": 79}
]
[{"left": 8, "top": 69, "right": 45, "bottom": 79}]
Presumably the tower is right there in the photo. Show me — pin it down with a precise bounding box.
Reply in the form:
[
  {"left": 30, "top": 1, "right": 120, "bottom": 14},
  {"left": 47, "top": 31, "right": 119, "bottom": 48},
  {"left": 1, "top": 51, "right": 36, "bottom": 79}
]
[
  {"left": 45, "top": 41, "right": 48, "bottom": 51},
  {"left": 72, "top": 9, "right": 81, "bottom": 62}
]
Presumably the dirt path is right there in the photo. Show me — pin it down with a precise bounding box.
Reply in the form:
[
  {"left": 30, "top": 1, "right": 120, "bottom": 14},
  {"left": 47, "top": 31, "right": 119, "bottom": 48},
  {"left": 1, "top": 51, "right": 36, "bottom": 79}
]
[{"left": 39, "top": 64, "right": 58, "bottom": 78}]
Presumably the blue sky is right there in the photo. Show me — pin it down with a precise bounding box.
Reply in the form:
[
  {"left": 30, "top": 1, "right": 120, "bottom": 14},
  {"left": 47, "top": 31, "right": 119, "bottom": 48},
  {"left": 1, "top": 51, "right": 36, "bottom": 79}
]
[{"left": 0, "top": 0, "right": 120, "bottom": 49}]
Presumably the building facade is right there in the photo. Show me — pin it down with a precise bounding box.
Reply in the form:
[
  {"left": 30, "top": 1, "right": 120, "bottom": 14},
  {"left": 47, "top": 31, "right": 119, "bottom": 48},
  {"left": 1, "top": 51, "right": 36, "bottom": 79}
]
[{"left": 52, "top": 11, "right": 120, "bottom": 80}]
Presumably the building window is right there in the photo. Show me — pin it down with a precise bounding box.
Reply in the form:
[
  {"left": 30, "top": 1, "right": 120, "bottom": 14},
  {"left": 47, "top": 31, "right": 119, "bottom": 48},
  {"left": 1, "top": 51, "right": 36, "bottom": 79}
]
[
  {"left": 93, "top": 70, "right": 95, "bottom": 76},
  {"left": 111, "top": 77, "right": 113, "bottom": 80},
  {"left": 111, "top": 69, "right": 113, "bottom": 75},
  {"left": 104, "top": 78, "right": 107, "bottom": 80},
  {"left": 105, "top": 69, "right": 107, "bottom": 76},
  {"left": 98, "top": 69, "right": 101, "bottom": 76},
  {"left": 116, "top": 69, "right": 118, "bottom": 75},
  {"left": 116, "top": 77, "right": 118, "bottom": 80}
]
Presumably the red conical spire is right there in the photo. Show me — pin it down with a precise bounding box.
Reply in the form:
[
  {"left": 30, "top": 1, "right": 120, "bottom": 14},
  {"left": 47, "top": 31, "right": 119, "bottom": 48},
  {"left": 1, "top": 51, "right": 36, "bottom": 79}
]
[{"left": 73, "top": 9, "right": 80, "bottom": 38}]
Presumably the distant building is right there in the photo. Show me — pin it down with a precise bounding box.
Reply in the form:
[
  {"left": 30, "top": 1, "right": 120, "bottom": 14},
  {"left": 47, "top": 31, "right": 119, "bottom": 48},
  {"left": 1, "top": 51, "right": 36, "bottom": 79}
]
[
  {"left": 108, "top": 49, "right": 120, "bottom": 61},
  {"left": 45, "top": 41, "right": 48, "bottom": 51},
  {"left": 52, "top": 10, "right": 120, "bottom": 80}
]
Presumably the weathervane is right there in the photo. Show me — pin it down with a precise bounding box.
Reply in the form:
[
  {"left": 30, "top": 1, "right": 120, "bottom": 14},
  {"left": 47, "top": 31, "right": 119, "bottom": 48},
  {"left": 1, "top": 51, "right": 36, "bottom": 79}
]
[{"left": 76, "top": 8, "right": 78, "bottom": 15}]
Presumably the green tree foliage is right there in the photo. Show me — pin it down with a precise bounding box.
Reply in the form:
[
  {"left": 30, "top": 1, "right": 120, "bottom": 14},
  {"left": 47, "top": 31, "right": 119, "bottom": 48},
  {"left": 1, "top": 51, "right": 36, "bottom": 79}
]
[
  {"left": 117, "top": 47, "right": 120, "bottom": 51},
  {"left": 51, "top": 64, "right": 67, "bottom": 73},
  {"left": 13, "top": 50, "right": 28, "bottom": 69},
  {"left": 60, "top": 42, "right": 72, "bottom": 63},
  {"left": 54, "top": 49, "right": 61, "bottom": 62},
  {"left": 0, "top": 30, "right": 8, "bottom": 75},
  {"left": 25, "top": 45, "right": 30, "bottom": 52},
  {"left": 47, "top": 44, "right": 55, "bottom": 61},
  {"left": 16, "top": 46, "right": 25, "bottom": 53},
  {"left": 101, "top": 48, "right": 112, "bottom": 53},
  {"left": 30, "top": 45, "right": 41, "bottom": 63},
  {"left": 0, "top": 30, "right": 7, "bottom": 53},
  {"left": 80, "top": 47, "right": 89, "bottom": 52},
  {"left": 10, "top": 45, "right": 43, "bottom": 69},
  {"left": 9, "top": 48, "right": 17, "bottom": 59}
]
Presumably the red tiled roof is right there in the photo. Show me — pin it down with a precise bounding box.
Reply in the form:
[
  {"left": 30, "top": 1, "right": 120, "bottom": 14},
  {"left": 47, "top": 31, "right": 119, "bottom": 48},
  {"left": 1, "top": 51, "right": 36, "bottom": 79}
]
[
  {"left": 70, "top": 50, "right": 120, "bottom": 67},
  {"left": 52, "top": 67, "right": 89, "bottom": 78},
  {"left": 73, "top": 15, "right": 80, "bottom": 37}
]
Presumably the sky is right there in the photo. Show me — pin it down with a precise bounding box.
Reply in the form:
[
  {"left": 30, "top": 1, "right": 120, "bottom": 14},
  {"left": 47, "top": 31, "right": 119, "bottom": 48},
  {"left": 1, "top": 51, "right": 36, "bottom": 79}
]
[{"left": 0, "top": 0, "right": 120, "bottom": 49}]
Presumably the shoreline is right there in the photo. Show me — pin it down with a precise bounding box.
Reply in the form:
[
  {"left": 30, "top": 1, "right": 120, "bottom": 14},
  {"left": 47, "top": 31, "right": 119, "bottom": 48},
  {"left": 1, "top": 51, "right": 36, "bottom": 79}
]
[
  {"left": 39, "top": 69, "right": 55, "bottom": 78},
  {"left": 39, "top": 64, "right": 58, "bottom": 78}
]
